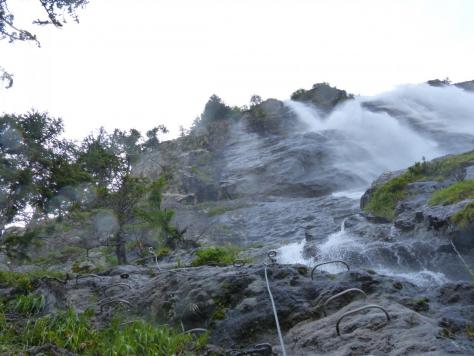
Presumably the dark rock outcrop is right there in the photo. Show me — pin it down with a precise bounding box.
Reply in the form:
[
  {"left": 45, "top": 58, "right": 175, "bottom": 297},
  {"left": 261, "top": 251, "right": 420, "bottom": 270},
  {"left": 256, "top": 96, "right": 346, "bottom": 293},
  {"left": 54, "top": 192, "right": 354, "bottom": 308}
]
[
  {"left": 455, "top": 80, "right": 474, "bottom": 92},
  {"left": 290, "top": 83, "right": 353, "bottom": 113},
  {"left": 5, "top": 264, "right": 473, "bottom": 355}
]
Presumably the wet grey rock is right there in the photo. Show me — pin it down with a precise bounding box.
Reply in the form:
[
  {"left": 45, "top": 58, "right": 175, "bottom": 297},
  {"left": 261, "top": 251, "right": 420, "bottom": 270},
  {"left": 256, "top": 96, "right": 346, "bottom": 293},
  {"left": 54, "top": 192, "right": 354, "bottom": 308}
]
[
  {"left": 3, "top": 82, "right": 474, "bottom": 354},
  {"left": 455, "top": 80, "right": 474, "bottom": 92},
  {"left": 465, "top": 166, "right": 474, "bottom": 180},
  {"left": 3, "top": 264, "right": 472, "bottom": 355}
]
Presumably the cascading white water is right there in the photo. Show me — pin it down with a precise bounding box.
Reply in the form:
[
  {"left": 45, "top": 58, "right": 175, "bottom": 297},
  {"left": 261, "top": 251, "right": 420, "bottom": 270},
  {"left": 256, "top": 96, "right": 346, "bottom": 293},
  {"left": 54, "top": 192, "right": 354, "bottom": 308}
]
[
  {"left": 277, "top": 216, "right": 450, "bottom": 286},
  {"left": 278, "top": 84, "right": 474, "bottom": 285},
  {"left": 375, "top": 84, "right": 474, "bottom": 135},
  {"left": 285, "top": 83, "right": 474, "bottom": 185}
]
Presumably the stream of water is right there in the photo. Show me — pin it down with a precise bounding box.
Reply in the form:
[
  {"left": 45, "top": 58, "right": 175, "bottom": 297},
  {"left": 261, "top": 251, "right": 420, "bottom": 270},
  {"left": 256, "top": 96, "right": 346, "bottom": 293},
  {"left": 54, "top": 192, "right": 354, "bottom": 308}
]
[{"left": 277, "top": 84, "right": 474, "bottom": 286}]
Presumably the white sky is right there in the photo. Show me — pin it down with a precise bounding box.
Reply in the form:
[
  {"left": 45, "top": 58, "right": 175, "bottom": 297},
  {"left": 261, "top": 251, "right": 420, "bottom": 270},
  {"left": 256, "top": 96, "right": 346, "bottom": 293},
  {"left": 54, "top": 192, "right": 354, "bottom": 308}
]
[{"left": 0, "top": 0, "right": 473, "bottom": 140}]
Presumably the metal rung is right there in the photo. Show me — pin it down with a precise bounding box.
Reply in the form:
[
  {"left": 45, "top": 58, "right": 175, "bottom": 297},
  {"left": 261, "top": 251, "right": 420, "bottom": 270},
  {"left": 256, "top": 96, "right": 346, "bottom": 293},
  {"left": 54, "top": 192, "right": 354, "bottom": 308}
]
[
  {"left": 101, "top": 283, "right": 132, "bottom": 296},
  {"left": 266, "top": 250, "right": 277, "bottom": 265},
  {"left": 311, "top": 260, "right": 350, "bottom": 279},
  {"left": 322, "top": 288, "right": 367, "bottom": 316},
  {"left": 336, "top": 304, "right": 390, "bottom": 336},
  {"left": 233, "top": 259, "right": 246, "bottom": 267},
  {"left": 40, "top": 275, "right": 69, "bottom": 284},
  {"left": 99, "top": 299, "right": 133, "bottom": 313},
  {"left": 75, "top": 274, "right": 102, "bottom": 286},
  {"left": 183, "top": 328, "right": 208, "bottom": 335}
]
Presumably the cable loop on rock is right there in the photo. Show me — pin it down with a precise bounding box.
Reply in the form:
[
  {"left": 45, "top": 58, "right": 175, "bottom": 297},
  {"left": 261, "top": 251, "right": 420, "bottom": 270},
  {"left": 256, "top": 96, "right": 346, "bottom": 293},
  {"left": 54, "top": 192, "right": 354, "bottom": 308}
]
[
  {"left": 183, "top": 328, "right": 208, "bottom": 335},
  {"left": 101, "top": 283, "right": 132, "bottom": 297},
  {"left": 321, "top": 288, "right": 367, "bottom": 316},
  {"left": 336, "top": 304, "right": 390, "bottom": 336},
  {"left": 75, "top": 274, "right": 102, "bottom": 286},
  {"left": 99, "top": 299, "right": 133, "bottom": 313},
  {"left": 311, "top": 260, "right": 350, "bottom": 279}
]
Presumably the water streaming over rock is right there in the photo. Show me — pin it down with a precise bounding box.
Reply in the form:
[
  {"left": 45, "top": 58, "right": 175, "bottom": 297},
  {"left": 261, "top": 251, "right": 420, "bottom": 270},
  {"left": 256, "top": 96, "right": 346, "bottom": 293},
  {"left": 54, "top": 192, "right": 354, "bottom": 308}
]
[{"left": 276, "top": 84, "right": 474, "bottom": 285}]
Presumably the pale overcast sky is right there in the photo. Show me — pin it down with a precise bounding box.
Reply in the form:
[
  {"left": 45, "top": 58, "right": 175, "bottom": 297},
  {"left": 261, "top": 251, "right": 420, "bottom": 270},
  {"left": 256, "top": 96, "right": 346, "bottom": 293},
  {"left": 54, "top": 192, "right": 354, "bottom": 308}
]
[{"left": 0, "top": 0, "right": 473, "bottom": 139}]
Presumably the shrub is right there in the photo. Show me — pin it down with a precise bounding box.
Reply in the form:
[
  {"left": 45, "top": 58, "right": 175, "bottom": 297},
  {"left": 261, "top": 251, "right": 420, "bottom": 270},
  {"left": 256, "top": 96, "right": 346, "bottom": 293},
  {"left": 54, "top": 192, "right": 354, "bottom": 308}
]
[{"left": 191, "top": 246, "right": 242, "bottom": 267}]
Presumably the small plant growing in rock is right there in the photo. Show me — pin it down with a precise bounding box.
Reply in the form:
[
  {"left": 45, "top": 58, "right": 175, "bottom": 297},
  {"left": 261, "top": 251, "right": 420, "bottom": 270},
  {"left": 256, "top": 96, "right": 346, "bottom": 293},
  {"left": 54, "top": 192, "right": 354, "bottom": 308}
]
[
  {"left": 9, "top": 294, "right": 45, "bottom": 315},
  {"left": 191, "top": 245, "right": 243, "bottom": 267}
]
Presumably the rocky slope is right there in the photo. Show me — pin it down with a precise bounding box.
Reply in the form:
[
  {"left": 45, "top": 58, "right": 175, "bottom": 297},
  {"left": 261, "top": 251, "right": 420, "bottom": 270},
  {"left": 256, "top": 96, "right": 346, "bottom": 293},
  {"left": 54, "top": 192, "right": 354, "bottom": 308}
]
[{"left": 1, "top": 81, "right": 474, "bottom": 355}]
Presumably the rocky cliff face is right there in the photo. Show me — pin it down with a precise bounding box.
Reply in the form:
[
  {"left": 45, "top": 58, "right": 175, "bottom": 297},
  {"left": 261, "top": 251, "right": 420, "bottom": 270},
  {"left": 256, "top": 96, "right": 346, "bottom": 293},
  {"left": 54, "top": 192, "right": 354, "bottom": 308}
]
[
  {"left": 127, "top": 82, "right": 474, "bottom": 353},
  {"left": 2, "top": 82, "right": 474, "bottom": 355}
]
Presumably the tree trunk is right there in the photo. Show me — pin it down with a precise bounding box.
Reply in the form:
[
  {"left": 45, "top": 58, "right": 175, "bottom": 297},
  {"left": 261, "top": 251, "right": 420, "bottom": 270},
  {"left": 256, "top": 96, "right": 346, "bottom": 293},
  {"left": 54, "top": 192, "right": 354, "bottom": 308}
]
[{"left": 115, "top": 230, "right": 128, "bottom": 264}]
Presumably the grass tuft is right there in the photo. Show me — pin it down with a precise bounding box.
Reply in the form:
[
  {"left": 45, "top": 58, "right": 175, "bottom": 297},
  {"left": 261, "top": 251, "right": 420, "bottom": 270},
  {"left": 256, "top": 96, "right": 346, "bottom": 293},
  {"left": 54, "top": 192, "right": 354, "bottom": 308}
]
[
  {"left": 429, "top": 180, "right": 474, "bottom": 206},
  {"left": 8, "top": 294, "right": 45, "bottom": 315},
  {"left": 450, "top": 202, "right": 474, "bottom": 229},
  {"left": 365, "top": 151, "right": 474, "bottom": 220},
  {"left": 0, "top": 308, "right": 203, "bottom": 354},
  {"left": 191, "top": 246, "right": 243, "bottom": 267}
]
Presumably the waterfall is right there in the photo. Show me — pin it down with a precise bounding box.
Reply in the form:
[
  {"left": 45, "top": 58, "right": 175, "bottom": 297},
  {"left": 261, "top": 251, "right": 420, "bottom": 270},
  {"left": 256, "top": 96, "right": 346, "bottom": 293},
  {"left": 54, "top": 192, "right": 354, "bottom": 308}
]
[{"left": 285, "top": 83, "right": 474, "bottom": 185}]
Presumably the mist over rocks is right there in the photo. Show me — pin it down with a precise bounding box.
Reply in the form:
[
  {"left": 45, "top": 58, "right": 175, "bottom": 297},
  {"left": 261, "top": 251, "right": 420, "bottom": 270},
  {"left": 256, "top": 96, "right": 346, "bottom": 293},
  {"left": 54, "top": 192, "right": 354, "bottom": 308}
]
[
  {"left": 426, "top": 78, "right": 474, "bottom": 92},
  {"left": 455, "top": 80, "right": 474, "bottom": 92}
]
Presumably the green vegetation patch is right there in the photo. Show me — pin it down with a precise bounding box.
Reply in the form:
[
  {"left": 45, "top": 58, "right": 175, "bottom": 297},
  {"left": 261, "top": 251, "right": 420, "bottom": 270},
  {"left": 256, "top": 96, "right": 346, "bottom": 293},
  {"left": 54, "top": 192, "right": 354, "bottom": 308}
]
[
  {"left": 8, "top": 294, "right": 45, "bottom": 315},
  {"left": 191, "top": 246, "right": 242, "bottom": 267},
  {"left": 0, "top": 270, "right": 66, "bottom": 292},
  {"left": 364, "top": 172, "right": 419, "bottom": 220},
  {"left": 156, "top": 246, "right": 172, "bottom": 257},
  {"left": 364, "top": 151, "right": 474, "bottom": 220},
  {"left": 429, "top": 180, "right": 474, "bottom": 206},
  {"left": 0, "top": 308, "right": 206, "bottom": 354},
  {"left": 450, "top": 202, "right": 474, "bottom": 229},
  {"left": 427, "top": 150, "right": 474, "bottom": 179}
]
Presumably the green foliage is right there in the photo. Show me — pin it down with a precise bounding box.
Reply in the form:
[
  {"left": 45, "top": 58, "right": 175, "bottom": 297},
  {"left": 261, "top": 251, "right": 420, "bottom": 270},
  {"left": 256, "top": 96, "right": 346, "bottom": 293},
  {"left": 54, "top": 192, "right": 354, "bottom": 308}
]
[
  {"left": 411, "top": 151, "right": 474, "bottom": 180},
  {"left": 191, "top": 246, "right": 242, "bottom": 267},
  {"left": 0, "top": 309, "right": 201, "bottom": 354},
  {"left": 415, "top": 297, "right": 429, "bottom": 305},
  {"left": 0, "top": 111, "right": 85, "bottom": 229},
  {"left": 2, "top": 227, "right": 42, "bottom": 260},
  {"left": 99, "top": 319, "right": 194, "bottom": 355},
  {"left": 290, "top": 83, "right": 353, "bottom": 105},
  {"left": 0, "top": 111, "right": 176, "bottom": 264},
  {"left": 8, "top": 294, "right": 45, "bottom": 315},
  {"left": 78, "top": 128, "right": 121, "bottom": 192},
  {"left": 467, "top": 325, "right": 474, "bottom": 339},
  {"left": 156, "top": 246, "right": 171, "bottom": 257},
  {"left": 0, "top": 0, "right": 88, "bottom": 43},
  {"left": 201, "top": 95, "right": 233, "bottom": 122},
  {"left": 429, "top": 180, "right": 474, "bottom": 206},
  {"left": 105, "top": 254, "right": 119, "bottom": 266},
  {"left": 290, "top": 88, "right": 306, "bottom": 100},
  {"left": 297, "top": 266, "right": 308, "bottom": 276},
  {"left": 451, "top": 202, "right": 474, "bottom": 229},
  {"left": 365, "top": 151, "right": 474, "bottom": 220},
  {"left": 33, "top": 245, "right": 84, "bottom": 266},
  {"left": 0, "top": 270, "right": 66, "bottom": 292},
  {"left": 211, "top": 307, "right": 226, "bottom": 320},
  {"left": 136, "top": 176, "right": 183, "bottom": 249},
  {"left": 365, "top": 173, "right": 418, "bottom": 220}
]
